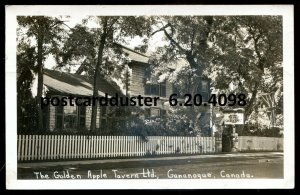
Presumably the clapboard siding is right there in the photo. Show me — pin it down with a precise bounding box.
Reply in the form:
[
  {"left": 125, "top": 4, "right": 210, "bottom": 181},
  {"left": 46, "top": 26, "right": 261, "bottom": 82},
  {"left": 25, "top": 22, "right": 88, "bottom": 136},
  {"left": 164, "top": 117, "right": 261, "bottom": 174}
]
[
  {"left": 129, "top": 63, "right": 146, "bottom": 96},
  {"left": 49, "top": 104, "right": 56, "bottom": 131}
]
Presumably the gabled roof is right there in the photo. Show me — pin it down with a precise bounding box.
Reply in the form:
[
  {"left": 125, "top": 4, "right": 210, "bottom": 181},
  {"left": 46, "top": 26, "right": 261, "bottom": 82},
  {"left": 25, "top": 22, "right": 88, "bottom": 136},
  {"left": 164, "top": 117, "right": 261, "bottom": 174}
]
[
  {"left": 43, "top": 69, "right": 122, "bottom": 97},
  {"left": 75, "top": 44, "right": 150, "bottom": 75},
  {"left": 120, "top": 45, "right": 149, "bottom": 64}
]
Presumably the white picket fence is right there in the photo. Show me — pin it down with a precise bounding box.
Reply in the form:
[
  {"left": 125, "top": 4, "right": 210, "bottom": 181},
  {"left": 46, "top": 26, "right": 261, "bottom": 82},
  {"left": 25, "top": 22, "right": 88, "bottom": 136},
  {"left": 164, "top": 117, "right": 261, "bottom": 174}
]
[{"left": 17, "top": 135, "right": 215, "bottom": 161}]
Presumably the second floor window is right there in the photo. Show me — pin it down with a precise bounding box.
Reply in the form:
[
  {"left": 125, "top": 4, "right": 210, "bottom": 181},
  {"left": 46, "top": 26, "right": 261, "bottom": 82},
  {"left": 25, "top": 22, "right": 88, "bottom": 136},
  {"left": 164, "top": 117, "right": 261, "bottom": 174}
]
[
  {"left": 145, "top": 81, "right": 166, "bottom": 97},
  {"left": 201, "top": 80, "right": 209, "bottom": 102},
  {"left": 173, "top": 80, "right": 210, "bottom": 100}
]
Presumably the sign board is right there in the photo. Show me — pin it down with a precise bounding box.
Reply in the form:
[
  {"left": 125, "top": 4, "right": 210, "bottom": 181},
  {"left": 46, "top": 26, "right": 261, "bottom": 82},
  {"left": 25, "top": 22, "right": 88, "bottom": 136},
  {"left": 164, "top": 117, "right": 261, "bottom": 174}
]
[{"left": 224, "top": 112, "right": 244, "bottom": 125}]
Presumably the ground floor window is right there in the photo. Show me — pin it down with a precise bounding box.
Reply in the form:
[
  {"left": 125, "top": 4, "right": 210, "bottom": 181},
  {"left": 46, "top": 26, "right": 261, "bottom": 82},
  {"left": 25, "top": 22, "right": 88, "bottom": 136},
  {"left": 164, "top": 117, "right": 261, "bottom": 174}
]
[
  {"left": 145, "top": 108, "right": 167, "bottom": 119},
  {"left": 78, "top": 105, "right": 86, "bottom": 129},
  {"left": 63, "top": 104, "right": 77, "bottom": 129},
  {"left": 55, "top": 103, "right": 63, "bottom": 130},
  {"left": 54, "top": 97, "right": 86, "bottom": 131}
]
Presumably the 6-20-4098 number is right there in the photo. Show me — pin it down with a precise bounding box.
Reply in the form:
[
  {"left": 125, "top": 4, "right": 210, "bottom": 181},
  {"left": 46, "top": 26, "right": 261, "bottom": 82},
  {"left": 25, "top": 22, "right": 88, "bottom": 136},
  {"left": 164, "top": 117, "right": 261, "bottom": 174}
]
[{"left": 168, "top": 93, "right": 247, "bottom": 107}]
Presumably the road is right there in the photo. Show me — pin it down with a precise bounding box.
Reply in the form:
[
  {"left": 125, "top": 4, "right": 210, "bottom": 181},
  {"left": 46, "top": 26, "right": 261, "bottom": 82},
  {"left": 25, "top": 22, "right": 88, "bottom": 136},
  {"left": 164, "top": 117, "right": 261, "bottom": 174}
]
[{"left": 17, "top": 152, "right": 283, "bottom": 179}]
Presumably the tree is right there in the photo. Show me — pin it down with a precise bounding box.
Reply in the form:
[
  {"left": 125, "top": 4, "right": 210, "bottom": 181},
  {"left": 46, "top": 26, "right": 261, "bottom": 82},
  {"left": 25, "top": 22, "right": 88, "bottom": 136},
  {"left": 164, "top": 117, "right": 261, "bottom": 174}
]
[
  {"left": 209, "top": 16, "right": 283, "bottom": 121},
  {"left": 17, "top": 41, "right": 37, "bottom": 132},
  {"left": 149, "top": 16, "right": 215, "bottom": 135},
  {"left": 58, "top": 16, "right": 153, "bottom": 131},
  {"left": 152, "top": 16, "right": 213, "bottom": 72},
  {"left": 151, "top": 16, "right": 214, "bottom": 93},
  {"left": 17, "top": 16, "right": 68, "bottom": 131},
  {"left": 150, "top": 16, "right": 283, "bottom": 130}
]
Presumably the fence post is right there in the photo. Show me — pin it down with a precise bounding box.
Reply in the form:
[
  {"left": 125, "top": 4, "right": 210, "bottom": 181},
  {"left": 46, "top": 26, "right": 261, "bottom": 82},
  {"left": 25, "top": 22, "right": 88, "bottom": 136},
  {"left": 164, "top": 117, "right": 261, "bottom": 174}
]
[
  {"left": 20, "top": 135, "right": 24, "bottom": 161},
  {"left": 17, "top": 135, "right": 21, "bottom": 161}
]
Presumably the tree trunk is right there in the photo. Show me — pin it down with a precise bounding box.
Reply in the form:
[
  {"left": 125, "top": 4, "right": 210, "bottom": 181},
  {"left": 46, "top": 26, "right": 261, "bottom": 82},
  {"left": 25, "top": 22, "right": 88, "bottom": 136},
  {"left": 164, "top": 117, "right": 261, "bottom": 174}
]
[
  {"left": 244, "top": 81, "right": 259, "bottom": 121},
  {"left": 244, "top": 59, "right": 264, "bottom": 121},
  {"left": 90, "top": 18, "right": 108, "bottom": 132},
  {"left": 37, "top": 29, "right": 44, "bottom": 132},
  {"left": 125, "top": 68, "right": 129, "bottom": 97}
]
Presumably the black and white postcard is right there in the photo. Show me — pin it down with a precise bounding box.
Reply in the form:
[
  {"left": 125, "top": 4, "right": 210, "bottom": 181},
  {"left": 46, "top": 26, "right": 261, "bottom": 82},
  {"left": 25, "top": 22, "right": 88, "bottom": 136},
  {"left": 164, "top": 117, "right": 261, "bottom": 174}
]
[{"left": 5, "top": 5, "right": 294, "bottom": 189}]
